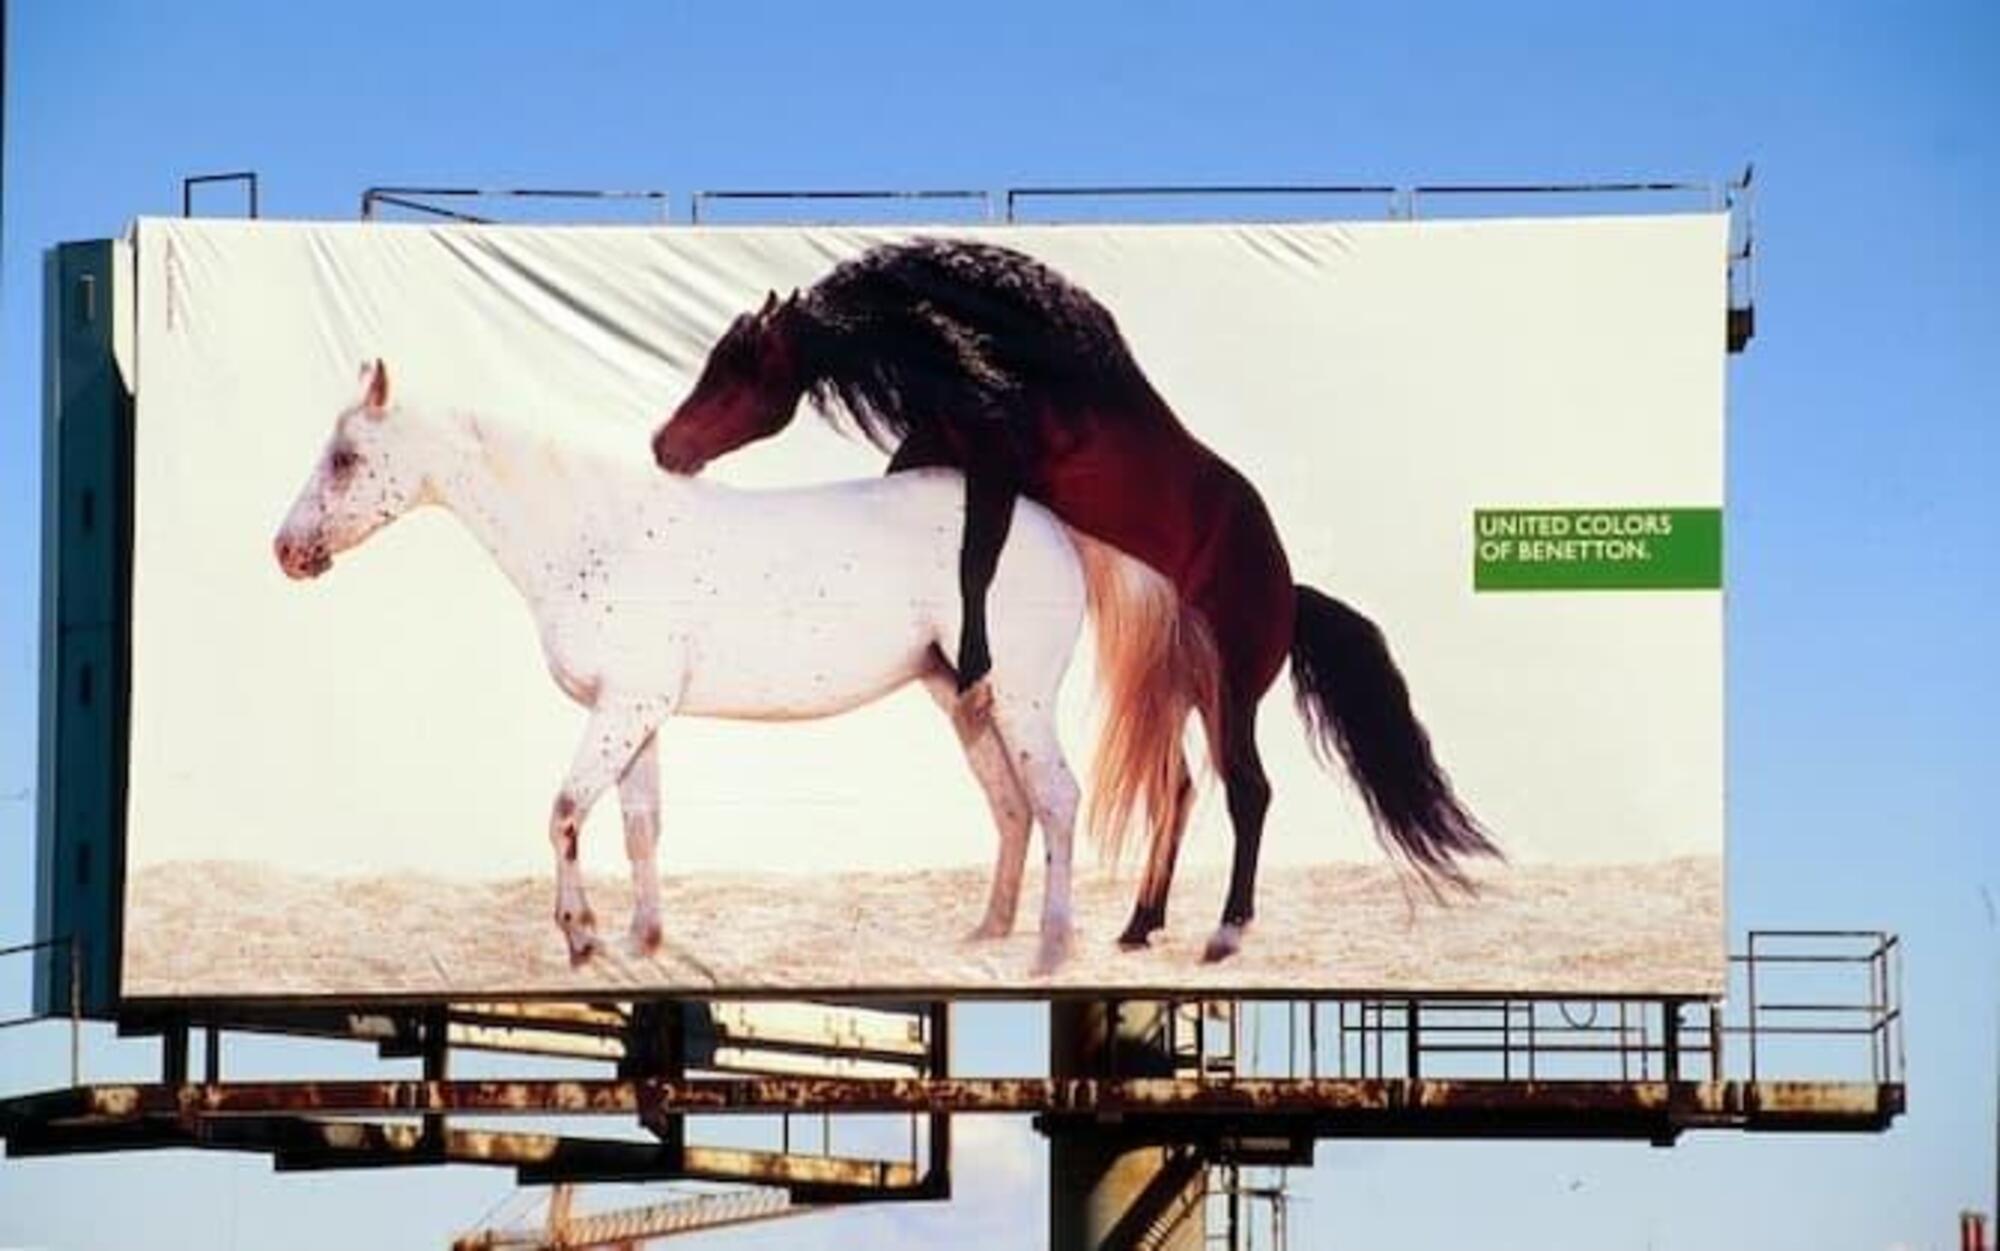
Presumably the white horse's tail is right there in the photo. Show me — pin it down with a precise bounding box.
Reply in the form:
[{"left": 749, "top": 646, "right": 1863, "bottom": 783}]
[{"left": 1071, "top": 533, "right": 1222, "bottom": 867}]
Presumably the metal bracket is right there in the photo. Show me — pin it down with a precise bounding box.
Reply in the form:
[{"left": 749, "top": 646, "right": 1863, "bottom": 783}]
[{"left": 181, "top": 172, "right": 259, "bottom": 218}]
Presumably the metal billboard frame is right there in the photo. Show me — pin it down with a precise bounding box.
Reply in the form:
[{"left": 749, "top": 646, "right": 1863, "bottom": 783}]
[{"left": 32, "top": 171, "right": 1758, "bottom": 1017}]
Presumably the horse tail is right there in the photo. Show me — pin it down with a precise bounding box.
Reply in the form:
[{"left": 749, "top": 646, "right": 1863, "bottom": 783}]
[
  {"left": 1290, "top": 584, "right": 1500, "bottom": 893},
  {"left": 1072, "top": 534, "right": 1221, "bottom": 867}
]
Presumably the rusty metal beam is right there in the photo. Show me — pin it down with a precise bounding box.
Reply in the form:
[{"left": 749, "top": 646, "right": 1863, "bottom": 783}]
[
  {"left": 117, "top": 1002, "right": 940, "bottom": 1071},
  {"left": 681, "top": 1145, "right": 919, "bottom": 1195},
  {"left": 0, "top": 1113, "right": 929, "bottom": 1197},
  {"left": 3, "top": 1117, "right": 194, "bottom": 1158},
  {"left": 1, "top": 1078, "right": 1903, "bottom": 1140}
]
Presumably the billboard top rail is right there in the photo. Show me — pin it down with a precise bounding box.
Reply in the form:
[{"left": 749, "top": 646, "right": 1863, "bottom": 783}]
[
  {"left": 689, "top": 188, "right": 995, "bottom": 224},
  {"left": 345, "top": 171, "right": 1751, "bottom": 225},
  {"left": 359, "top": 185, "right": 673, "bottom": 224},
  {"left": 347, "top": 173, "right": 1756, "bottom": 349},
  {"left": 344, "top": 174, "right": 1755, "bottom": 349}
]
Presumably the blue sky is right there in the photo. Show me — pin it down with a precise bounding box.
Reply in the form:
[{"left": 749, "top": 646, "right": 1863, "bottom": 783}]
[{"left": 2, "top": 2, "right": 1995, "bottom": 1248}]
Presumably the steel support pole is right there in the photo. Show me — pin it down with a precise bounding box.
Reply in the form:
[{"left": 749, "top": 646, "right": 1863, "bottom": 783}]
[
  {"left": 161, "top": 1024, "right": 188, "bottom": 1086},
  {"left": 421, "top": 1006, "right": 448, "bottom": 1154},
  {"left": 1048, "top": 1001, "right": 1206, "bottom": 1251}
]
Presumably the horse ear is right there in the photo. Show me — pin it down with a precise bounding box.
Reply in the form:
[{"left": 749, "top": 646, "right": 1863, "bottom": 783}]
[
  {"left": 363, "top": 358, "right": 391, "bottom": 416},
  {"left": 759, "top": 289, "right": 780, "bottom": 320}
]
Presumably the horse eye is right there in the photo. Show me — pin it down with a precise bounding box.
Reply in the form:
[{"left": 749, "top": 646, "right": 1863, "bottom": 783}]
[{"left": 329, "top": 448, "right": 359, "bottom": 477}]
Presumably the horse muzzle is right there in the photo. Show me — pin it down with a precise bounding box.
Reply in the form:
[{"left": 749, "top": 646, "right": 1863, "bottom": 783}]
[
  {"left": 274, "top": 533, "right": 332, "bottom": 580},
  {"left": 651, "top": 428, "right": 708, "bottom": 476}
]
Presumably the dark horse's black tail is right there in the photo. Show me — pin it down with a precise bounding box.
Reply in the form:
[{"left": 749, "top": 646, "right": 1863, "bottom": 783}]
[{"left": 1290, "top": 585, "right": 1501, "bottom": 893}]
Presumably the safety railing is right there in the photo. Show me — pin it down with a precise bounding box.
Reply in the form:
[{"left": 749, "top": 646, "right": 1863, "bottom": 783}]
[
  {"left": 1738, "top": 930, "right": 1902, "bottom": 1085},
  {"left": 1162, "top": 929, "right": 1901, "bottom": 1089},
  {"left": 0, "top": 936, "right": 84, "bottom": 1086},
  {"left": 359, "top": 185, "right": 672, "bottom": 224},
  {"left": 1003, "top": 183, "right": 1399, "bottom": 221},
  {"left": 689, "top": 188, "right": 993, "bottom": 224}
]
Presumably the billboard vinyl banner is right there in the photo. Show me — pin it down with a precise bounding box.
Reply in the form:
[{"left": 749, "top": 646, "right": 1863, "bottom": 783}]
[{"left": 118, "top": 215, "right": 1726, "bottom": 998}]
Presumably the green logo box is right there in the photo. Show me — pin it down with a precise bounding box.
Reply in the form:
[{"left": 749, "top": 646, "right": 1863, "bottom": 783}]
[{"left": 1474, "top": 507, "right": 1723, "bottom": 591}]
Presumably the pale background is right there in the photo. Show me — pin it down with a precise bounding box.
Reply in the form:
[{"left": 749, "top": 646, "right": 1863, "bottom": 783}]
[{"left": 125, "top": 215, "right": 1725, "bottom": 884}]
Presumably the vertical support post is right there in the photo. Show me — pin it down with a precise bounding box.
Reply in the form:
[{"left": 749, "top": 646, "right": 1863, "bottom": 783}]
[
  {"left": 628, "top": 1001, "right": 686, "bottom": 1168},
  {"left": 924, "top": 999, "right": 948, "bottom": 1191},
  {"left": 1287, "top": 1002, "right": 1297, "bottom": 1079},
  {"left": 1405, "top": 999, "right": 1420, "bottom": 1079},
  {"left": 1662, "top": 1000, "right": 1681, "bottom": 1085},
  {"left": 1336, "top": 1001, "right": 1347, "bottom": 1079},
  {"left": 421, "top": 1004, "right": 448, "bottom": 1153},
  {"left": 1527, "top": 1003, "right": 1538, "bottom": 1082},
  {"left": 1372, "top": 1001, "right": 1384, "bottom": 1079},
  {"left": 1747, "top": 933, "right": 1760, "bottom": 1084},
  {"left": 1048, "top": 1001, "right": 1206, "bottom": 1251},
  {"left": 1869, "top": 939, "right": 1884, "bottom": 1083},
  {"left": 1894, "top": 936, "right": 1906, "bottom": 1083},
  {"left": 1619, "top": 1002, "right": 1631, "bottom": 1083},
  {"left": 926, "top": 1001, "right": 952, "bottom": 1198},
  {"left": 1196, "top": 1000, "right": 1207, "bottom": 1075},
  {"left": 161, "top": 1022, "right": 189, "bottom": 1086},
  {"left": 203, "top": 1024, "right": 221, "bottom": 1085},
  {"left": 1640, "top": 1003, "right": 1651, "bottom": 1081},
  {"left": 1307, "top": 1001, "right": 1319, "bottom": 1080}
]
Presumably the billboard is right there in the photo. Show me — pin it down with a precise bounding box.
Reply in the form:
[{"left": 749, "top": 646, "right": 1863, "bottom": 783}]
[{"left": 113, "top": 215, "right": 1726, "bottom": 998}]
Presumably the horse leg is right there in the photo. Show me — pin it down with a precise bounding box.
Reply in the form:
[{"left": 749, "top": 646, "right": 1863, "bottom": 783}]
[
  {"left": 951, "top": 468, "right": 1016, "bottom": 704},
  {"left": 616, "top": 732, "right": 663, "bottom": 956},
  {"left": 986, "top": 692, "right": 1081, "bottom": 976},
  {"left": 549, "top": 693, "right": 671, "bottom": 965},
  {"left": 1204, "top": 698, "right": 1272, "bottom": 964},
  {"left": 887, "top": 427, "right": 1014, "bottom": 705},
  {"left": 1114, "top": 752, "right": 1195, "bottom": 949},
  {"left": 892, "top": 425, "right": 1016, "bottom": 703},
  {"left": 920, "top": 662, "right": 1032, "bottom": 940},
  {"left": 1160, "top": 516, "right": 1291, "bottom": 964}
]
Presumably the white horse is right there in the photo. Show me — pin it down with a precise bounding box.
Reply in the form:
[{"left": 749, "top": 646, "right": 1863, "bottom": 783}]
[{"left": 275, "top": 361, "right": 1164, "bottom": 976}]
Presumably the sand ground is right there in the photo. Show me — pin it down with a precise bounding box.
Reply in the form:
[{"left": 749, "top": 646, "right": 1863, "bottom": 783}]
[{"left": 123, "top": 856, "right": 1721, "bottom": 998}]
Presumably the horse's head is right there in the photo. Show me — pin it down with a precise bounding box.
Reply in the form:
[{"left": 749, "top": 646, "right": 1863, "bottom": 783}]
[
  {"left": 274, "top": 360, "right": 428, "bottom": 580},
  {"left": 651, "top": 289, "right": 806, "bottom": 474}
]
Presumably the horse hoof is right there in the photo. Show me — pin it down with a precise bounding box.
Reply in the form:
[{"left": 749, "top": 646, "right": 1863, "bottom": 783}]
[
  {"left": 1030, "top": 928, "right": 1075, "bottom": 977},
  {"left": 965, "top": 920, "right": 1011, "bottom": 942},
  {"left": 1200, "top": 924, "right": 1245, "bottom": 964},
  {"left": 567, "top": 936, "right": 600, "bottom": 968},
  {"left": 627, "top": 920, "right": 663, "bottom": 957},
  {"left": 1115, "top": 928, "right": 1155, "bottom": 951}
]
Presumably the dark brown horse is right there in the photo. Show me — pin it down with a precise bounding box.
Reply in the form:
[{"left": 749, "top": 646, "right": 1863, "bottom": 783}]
[{"left": 652, "top": 239, "right": 1496, "bottom": 960}]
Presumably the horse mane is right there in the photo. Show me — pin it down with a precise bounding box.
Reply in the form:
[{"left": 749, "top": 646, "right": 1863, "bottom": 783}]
[{"left": 784, "top": 239, "right": 1176, "bottom": 455}]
